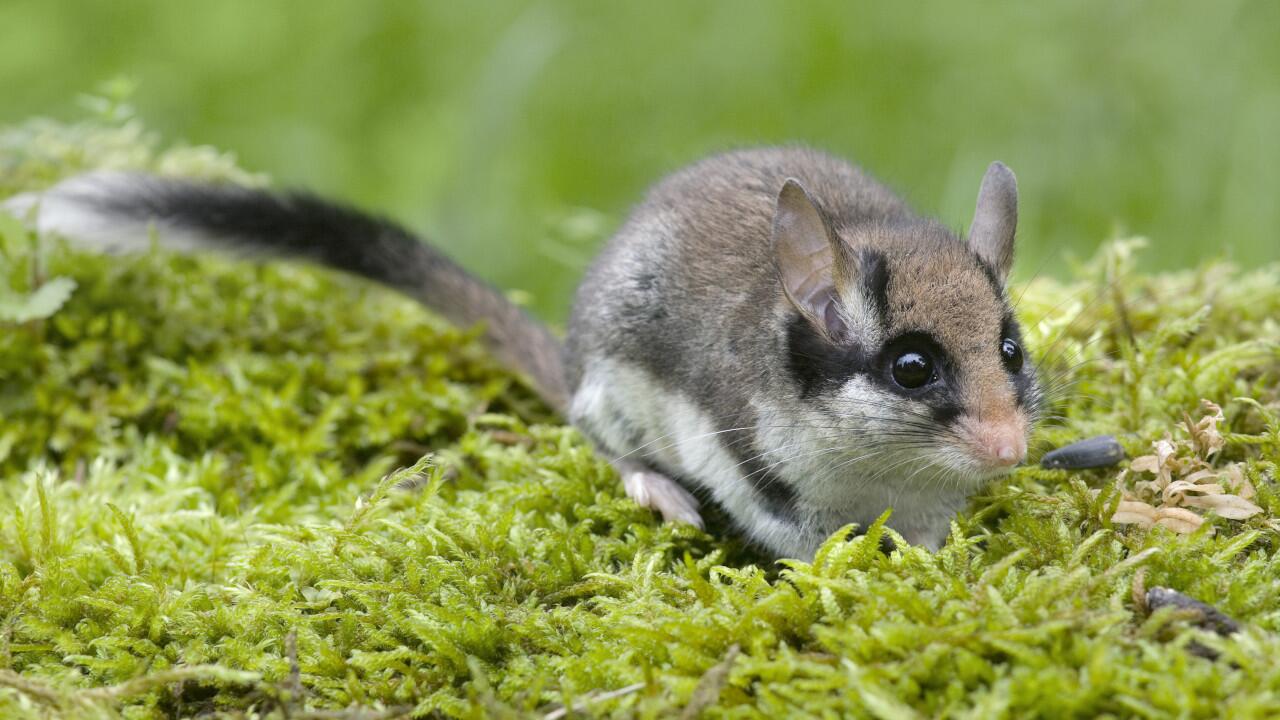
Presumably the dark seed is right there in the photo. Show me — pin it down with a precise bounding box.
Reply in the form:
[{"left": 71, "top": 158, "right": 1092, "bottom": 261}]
[
  {"left": 1145, "top": 586, "right": 1241, "bottom": 660},
  {"left": 1145, "top": 587, "right": 1241, "bottom": 637},
  {"left": 1040, "top": 434, "right": 1126, "bottom": 470}
]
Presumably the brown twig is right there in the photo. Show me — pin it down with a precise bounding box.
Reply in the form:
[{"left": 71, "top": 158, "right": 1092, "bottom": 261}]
[
  {"left": 680, "top": 644, "right": 741, "bottom": 720},
  {"left": 543, "top": 682, "right": 646, "bottom": 719}
]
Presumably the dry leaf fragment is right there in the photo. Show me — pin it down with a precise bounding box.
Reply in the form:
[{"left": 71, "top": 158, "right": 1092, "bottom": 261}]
[
  {"left": 1112, "top": 401, "right": 1266, "bottom": 533},
  {"left": 1130, "top": 456, "right": 1159, "bottom": 473},
  {"left": 1112, "top": 500, "right": 1158, "bottom": 529},
  {"left": 1221, "top": 464, "right": 1255, "bottom": 499},
  {"left": 1181, "top": 493, "right": 1263, "bottom": 520},
  {"left": 1130, "top": 439, "right": 1179, "bottom": 488},
  {"left": 1163, "top": 479, "right": 1223, "bottom": 505},
  {"left": 1154, "top": 507, "right": 1206, "bottom": 534},
  {"left": 1185, "top": 400, "right": 1227, "bottom": 458},
  {"left": 1179, "top": 469, "right": 1220, "bottom": 485}
]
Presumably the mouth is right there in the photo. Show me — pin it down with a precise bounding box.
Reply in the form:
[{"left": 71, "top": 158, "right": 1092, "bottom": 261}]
[
  {"left": 927, "top": 447, "right": 1023, "bottom": 488},
  {"left": 876, "top": 446, "right": 1004, "bottom": 491}
]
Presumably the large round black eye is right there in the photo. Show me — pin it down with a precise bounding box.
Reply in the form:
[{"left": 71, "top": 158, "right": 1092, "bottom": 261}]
[
  {"left": 1001, "top": 338, "right": 1024, "bottom": 374},
  {"left": 891, "top": 351, "right": 934, "bottom": 389}
]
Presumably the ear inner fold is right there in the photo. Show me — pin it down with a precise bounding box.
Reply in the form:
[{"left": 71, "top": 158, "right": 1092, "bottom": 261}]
[{"left": 772, "top": 178, "right": 859, "bottom": 337}]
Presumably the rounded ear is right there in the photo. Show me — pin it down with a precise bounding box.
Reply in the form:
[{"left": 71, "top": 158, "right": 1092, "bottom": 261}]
[
  {"left": 772, "top": 179, "right": 855, "bottom": 337},
  {"left": 967, "top": 162, "right": 1018, "bottom": 283}
]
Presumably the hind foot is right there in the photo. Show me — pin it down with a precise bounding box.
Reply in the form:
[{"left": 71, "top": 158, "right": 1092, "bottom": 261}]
[{"left": 614, "top": 460, "right": 704, "bottom": 529}]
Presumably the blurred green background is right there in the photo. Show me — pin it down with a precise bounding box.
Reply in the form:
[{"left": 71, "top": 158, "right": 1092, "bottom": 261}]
[{"left": 2, "top": 1, "right": 1277, "bottom": 321}]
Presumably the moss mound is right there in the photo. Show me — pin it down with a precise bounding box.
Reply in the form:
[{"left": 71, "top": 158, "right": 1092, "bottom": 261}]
[{"left": 1, "top": 113, "right": 1279, "bottom": 719}]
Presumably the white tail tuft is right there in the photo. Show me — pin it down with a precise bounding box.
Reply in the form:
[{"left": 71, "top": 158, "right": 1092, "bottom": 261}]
[{"left": 2, "top": 172, "right": 214, "bottom": 254}]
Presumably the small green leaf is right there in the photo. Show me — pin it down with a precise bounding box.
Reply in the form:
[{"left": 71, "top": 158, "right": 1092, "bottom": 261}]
[{"left": 0, "top": 276, "right": 77, "bottom": 322}]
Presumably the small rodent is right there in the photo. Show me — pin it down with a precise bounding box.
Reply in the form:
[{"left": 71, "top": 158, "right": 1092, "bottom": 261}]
[{"left": 5, "top": 147, "right": 1041, "bottom": 559}]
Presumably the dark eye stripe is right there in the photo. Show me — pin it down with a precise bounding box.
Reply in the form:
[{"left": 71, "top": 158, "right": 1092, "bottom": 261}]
[
  {"left": 786, "top": 299, "right": 1035, "bottom": 429},
  {"left": 785, "top": 313, "right": 868, "bottom": 398},
  {"left": 930, "top": 401, "right": 962, "bottom": 425}
]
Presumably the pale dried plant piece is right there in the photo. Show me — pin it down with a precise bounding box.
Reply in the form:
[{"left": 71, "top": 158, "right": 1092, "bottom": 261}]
[
  {"left": 1108, "top": 399, "right": 1266, "bottom": 533},
  {"left": 1181, "top": 493, "right": 1262, "bottom": 521},
  {"left": 1154, "top": 507, "right": 1206, "bottom": 534},
  {"left": 1179, "top": 468, "right": 1219, "bottom": 486},
  {"left": 1130, "top": 438, "right": 1178, "bottom": 490},
  {"left": 1221, "top": 464, "right": 1255, "bottom": 499},
  {"left": 1112, "top": 500, "right": 1157, "bottom": 529},
  {"left": 1163, "top": 479, "right": 1222, "bottom": 505},
  {"left": 1185, "top": 400, "right": 1226, "bottom": 459}
]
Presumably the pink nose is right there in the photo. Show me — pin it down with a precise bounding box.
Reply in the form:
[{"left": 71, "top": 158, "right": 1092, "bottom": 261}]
[
  {"left": 979, "top": 426, "right": 1027, "bottom": 468},
  {"left": 991, "top": 444, "right": 1021, "bottom": 466}
]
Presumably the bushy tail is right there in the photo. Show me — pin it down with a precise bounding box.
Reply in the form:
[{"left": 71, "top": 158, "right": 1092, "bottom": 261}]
[{"left": 4, "top": 172, "right": 569, "bottom": 410}]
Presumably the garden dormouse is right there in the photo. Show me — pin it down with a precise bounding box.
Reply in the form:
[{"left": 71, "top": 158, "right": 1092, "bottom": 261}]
[{"left": 7, "top": 147, "right": 1041, "bottom": 559}]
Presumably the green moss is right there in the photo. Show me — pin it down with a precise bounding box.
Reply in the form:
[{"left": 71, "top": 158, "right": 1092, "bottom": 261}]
[{"left": 1, "top": 113, "right": 1278, "bottom": 719}]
